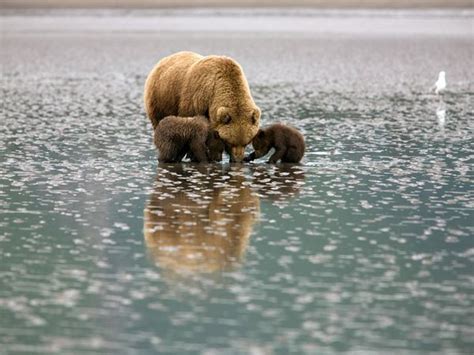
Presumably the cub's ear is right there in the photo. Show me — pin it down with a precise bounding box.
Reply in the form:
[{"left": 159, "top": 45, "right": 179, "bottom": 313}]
[
  {"left": 213, "top": 130, "right": 220, "bottom": 139},
  {"left": 217, "top": 107, "right": 231, "bottom": 124}
]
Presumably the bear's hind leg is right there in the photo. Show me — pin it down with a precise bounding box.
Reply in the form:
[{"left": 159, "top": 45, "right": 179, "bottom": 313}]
[
  {"left": 157, "top": 142, "right": 184, "bottom": 163},
  {"left": 282, "top": 146, "right": 302, "bottom": 163},
  {"left": 158, "top": 152, "right": 176, "bottom": 163}
]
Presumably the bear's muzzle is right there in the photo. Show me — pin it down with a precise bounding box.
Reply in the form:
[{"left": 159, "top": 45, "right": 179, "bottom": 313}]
[{"left": 230, "top": 146, "right": 246, "bottom": 163}]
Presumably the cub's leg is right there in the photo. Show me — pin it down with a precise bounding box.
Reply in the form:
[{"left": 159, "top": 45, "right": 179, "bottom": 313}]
[
  {"left": 189, "top": 138, "right": 208, "bottom": 163},
  {"left": 282, "top": 146, "right": 302, "bottom": 163},
  {"left": 244, "top": 147, "right": 271, "bottom": 162},
  {"left": 157, "top": 142, "right": 178, "bottom": 163},
  {"left": 267, "top": 146, "right": 286, "bottom": 164}
]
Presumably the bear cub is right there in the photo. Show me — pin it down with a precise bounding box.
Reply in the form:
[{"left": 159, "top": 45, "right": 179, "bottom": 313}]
[
  {"left": 154, "top": 115, "right": 224, "bottom": 163},
  {"left": 244, "top": 123, "right": 305, "bottom": 163}
]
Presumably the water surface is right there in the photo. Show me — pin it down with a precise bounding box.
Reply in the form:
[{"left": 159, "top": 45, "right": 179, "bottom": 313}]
[{"left": 1, "top": 9, "right": 473, "bottom": 354}]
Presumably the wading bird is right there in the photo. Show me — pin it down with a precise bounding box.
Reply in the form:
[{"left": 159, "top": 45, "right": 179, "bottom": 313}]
[{"left": 432, "top": 71, "right": 446, "bottom": 95}]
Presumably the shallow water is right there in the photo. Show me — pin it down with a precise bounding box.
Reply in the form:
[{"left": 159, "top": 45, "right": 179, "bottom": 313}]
[{"left": 1, "top": 9, "right": 474, "bottom": 354}]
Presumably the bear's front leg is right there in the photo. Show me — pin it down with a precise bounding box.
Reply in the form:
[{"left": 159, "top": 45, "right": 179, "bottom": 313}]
[
  {"left": 244, "top": 148, "right": 270, "bottom": 162},
  {"left": 243, "top": 152, "right": 256, "bottom": 162},
  {"left": 189, "top": 139, "right": 208, "bottom": 163},
  {"left": 267, "top": 146, "right": 286, "bottom": 164}
]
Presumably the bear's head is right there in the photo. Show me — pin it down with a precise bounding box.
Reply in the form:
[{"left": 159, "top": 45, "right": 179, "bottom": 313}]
[
  {"left": 206, "top": 56, "right": 261, "bottom": 162},
  {"left": 212, "top": 105, "right": 261, "bottom": 162},
  {"left": 251, "top": 128, "right": 271, "bottom": 157},
  {"left": 206, "top": 130, "right": 225, "bottom": 162}
]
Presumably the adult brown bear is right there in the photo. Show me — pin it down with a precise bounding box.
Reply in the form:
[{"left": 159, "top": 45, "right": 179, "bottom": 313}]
[{"left": 144, "top": 51, "right": 261, "bottom": 162}]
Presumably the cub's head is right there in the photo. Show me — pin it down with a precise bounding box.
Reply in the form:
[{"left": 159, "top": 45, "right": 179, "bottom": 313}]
[
  {"left": 251, "top": 129, "right": 271, "bottom": 156},
  {"left": 206, "top": 130, "right": 225, "bottom": 162},
  {"left": 212, "top": 106, "right": 261, "bottom": 162}
]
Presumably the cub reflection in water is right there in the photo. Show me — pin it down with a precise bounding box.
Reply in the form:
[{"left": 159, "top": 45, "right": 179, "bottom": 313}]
[
  {"left": 144, "top": 164, "right": 260, "bottom": 275},
  {"left": 250, "top": 164, "right": 306, "bottom": 204}
]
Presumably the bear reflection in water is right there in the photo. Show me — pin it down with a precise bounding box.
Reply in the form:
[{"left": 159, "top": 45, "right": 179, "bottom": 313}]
[
  {"left": 143, "top": 163, "right": 305, "bottom": 275},
  {"left": 144, "top": 164, "right": 259, "bottom": 275}
]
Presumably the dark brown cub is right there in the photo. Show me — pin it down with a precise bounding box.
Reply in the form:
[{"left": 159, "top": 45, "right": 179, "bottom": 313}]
[
  {"left": 154, "top": 115, "right": 224, "bottom": 163},
  {"left": 244, "top": 123, "right": 305, "bottom": 163}
]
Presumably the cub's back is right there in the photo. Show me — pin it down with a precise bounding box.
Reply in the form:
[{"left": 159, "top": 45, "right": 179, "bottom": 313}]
[
  {"left": 270, "top": 123, "right": 304, "bottom": 146},
  {"left": 156, "top": 115, "right": 209, "bottom": 142}
]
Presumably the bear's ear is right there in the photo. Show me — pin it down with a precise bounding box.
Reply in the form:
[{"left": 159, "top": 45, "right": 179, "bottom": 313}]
[
  {"left": 217, "top": 107, "right": 231, "bottom": 125},
  {"left": 222, "top": 115, "right": 231, "bottom": 124},
  {"left": 251, "top": 108, "right": 261, "bottom": 125}
]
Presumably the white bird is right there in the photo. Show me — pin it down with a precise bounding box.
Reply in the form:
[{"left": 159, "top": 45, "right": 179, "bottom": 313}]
[{"left": 432, "top": 71, "right": 446, "bottom": 95}]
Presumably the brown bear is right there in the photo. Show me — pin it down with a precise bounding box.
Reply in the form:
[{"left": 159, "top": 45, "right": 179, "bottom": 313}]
[
  {"left": 144, "top": 51, "right": 261, "bottom": 162},
  {"left": 154, "top": 115, "right": 224, "bottom": 163},
  {"left": 244, "top": 123, "right": 305, "bottom": 163}
]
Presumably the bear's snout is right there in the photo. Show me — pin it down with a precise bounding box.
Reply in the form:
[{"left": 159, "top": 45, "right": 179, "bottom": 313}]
[{"left": 230, "top": 146, "right": 246, "bottom": 163}]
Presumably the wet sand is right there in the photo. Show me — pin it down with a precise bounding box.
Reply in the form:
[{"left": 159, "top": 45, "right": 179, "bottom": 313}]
[
  {"left": 2, "top": 8, "right": 473, "bottom": 37},
  {"left": 3, "top": 0, "right": 473, "bottom": 8}
]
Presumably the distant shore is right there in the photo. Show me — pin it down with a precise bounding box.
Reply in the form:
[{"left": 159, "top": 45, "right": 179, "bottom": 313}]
[{"left": 3, "top": 0, "right": 473, "bottom": 9}]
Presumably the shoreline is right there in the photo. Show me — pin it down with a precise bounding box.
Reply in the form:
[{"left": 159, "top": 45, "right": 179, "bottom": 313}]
[{"left": 3, "top": 0, "right": 473, "bottom": 9}]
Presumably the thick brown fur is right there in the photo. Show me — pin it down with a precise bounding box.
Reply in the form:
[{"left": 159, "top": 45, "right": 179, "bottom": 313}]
[
  {"left": 244, "top": 123, "right": 305, "bottom": 163},
  {"left": 144, "top": 51, "right": 261, "bottom": 162},
  {"left": 154, "top": 115, "right": 224, "bottom": 163}
]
